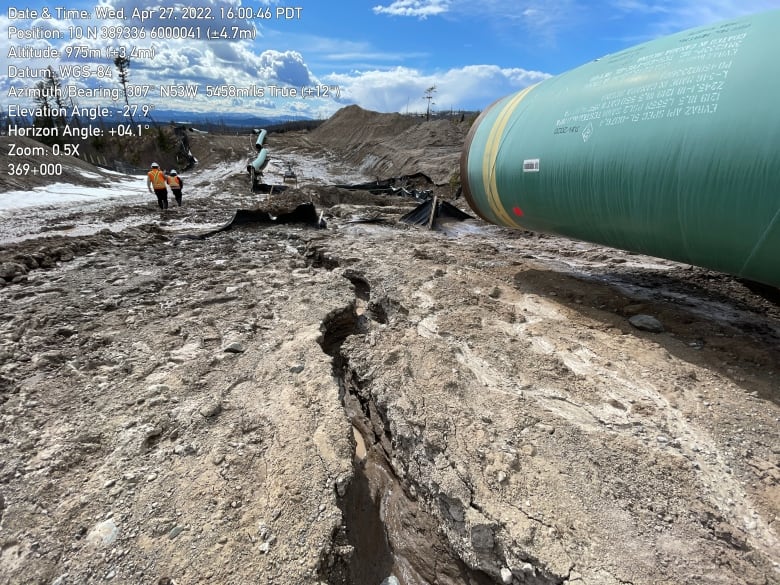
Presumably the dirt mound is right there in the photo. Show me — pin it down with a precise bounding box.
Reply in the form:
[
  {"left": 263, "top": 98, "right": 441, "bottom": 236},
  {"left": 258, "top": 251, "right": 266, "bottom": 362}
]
[
  {"left": 311, "top": 105, "right": 420, "bottom": 151},
  {"left": 309, "top": 105, "right": 467, "bottom": 186}
]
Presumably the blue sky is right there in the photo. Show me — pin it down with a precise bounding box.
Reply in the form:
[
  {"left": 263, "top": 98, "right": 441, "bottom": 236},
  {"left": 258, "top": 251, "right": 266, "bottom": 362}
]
[{"left": 2, "top": 0, "right": 779, "bottom": 119}]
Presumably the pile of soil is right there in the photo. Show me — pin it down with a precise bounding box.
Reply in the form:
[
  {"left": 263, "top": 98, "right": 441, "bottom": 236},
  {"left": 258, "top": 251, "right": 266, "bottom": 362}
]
[
  {"left": 311, "top": 105, "right": 420, "bottom": 152},
  {"left": 308, "top": 105, "right": 467, "bottom": 185}
]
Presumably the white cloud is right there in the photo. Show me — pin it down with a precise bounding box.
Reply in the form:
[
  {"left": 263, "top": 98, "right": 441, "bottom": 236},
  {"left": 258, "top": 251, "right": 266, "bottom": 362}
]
[
  {"left": 324, "top": 64, "right": 550, "bottom": 113},
  {"left": 372, "top": 0, "right": 779, "bottom": 49},
  {"left": 372, "top": 0, "right": 451, "bottom": 18},
  {"left": 256, "top": 50, "right": 318, "bottom": 86},
  {"left": 370, "top": 0, "right": 580, "bottom": 49}
]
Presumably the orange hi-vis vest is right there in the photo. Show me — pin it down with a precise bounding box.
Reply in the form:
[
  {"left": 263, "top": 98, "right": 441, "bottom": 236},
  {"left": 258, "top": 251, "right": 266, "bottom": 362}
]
[
  {"left": 167, "top": 175, "right": 181, "bottom": 188},
  {"left": 148, "top": 169, "right": 166, "bottom": 189}
]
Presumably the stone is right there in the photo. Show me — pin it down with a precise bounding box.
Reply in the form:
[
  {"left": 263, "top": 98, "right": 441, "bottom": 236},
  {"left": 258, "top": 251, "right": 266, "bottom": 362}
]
[
  {"left": 147, "top": 395, "right": 168, "bottom": 407},
  {"left": 500, "top": 567, "right": 514, "bottom": 584},
  {"left": 223, "top": 342, "right": 245, "bottom": 354},
  {"left": 174, "top": 443, "right": 197, "bottom": 456},
  {"left": 536, "top": 423, "right": 555, "bottom": 435},
  {"left": 0, "top": 262, "right": 26, "bottom": 280},
  {"left": 258, "top": 523, "right": 270, "bottom": 538},
  {"left": 521, "top": 563, "right": 535, "bottom": 575},
  {"left": 32, "top": 351, "right": 66, "bottom": 366},
  {"left": 200, "top": 402, "right": 222, "bottom": 418},
  {"left": 470, "top": 524, "right": 495, "bottom": 551},
  {"left": 629, "top": 314, "right": 665, "bottom": 333},
  {"left": 168, "top": 525, "right": 185, "bottom": 539},
  {"left": 86, "top": 519, "right": 118, "bottom": 547}
]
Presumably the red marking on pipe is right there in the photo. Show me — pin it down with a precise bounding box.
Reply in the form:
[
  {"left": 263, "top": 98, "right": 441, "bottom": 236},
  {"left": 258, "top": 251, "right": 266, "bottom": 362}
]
[{"left": 513, "top": 206, "right": 524, "bottom": 217}]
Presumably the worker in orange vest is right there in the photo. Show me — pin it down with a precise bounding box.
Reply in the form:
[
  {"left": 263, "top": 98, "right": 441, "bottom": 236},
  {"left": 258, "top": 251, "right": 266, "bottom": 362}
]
[
  {"left": 147, "top": 162, "right": 168, "bottom": 210},
  {"left": 166, "top": 169, "right": 184, "bottom": 207}
]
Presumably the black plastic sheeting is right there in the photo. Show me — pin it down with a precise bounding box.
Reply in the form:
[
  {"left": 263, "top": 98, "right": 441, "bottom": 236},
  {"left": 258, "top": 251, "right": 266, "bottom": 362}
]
[
  {"left": 251, "top": 183, "right": 289, "bottom": 194},
  {"left": 400, "top": 199, "right": 473, "bottom": 227},
  {"left": 175, "top": 202, "right": 325, "bottom": 241},
  {"left": 334, "top": 173, "right": 434, "bottom": 200},
  {"left": 229, "top": 205, "right": 323, "bottom": 227}
]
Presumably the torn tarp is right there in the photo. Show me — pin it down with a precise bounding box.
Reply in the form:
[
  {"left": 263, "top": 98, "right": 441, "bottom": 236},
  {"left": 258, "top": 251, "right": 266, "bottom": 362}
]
[
  {"left": 400, "top": 199, "right": 473, "bottom": 229},
  {"left": 225, "top": 203, "right": 325, "bottom": 229},
  {"left": 334, "top": 173, "right": 434, "bottom": 200},
  {"left": 174, "top": 202, "right": 325, "bottom": 241}
]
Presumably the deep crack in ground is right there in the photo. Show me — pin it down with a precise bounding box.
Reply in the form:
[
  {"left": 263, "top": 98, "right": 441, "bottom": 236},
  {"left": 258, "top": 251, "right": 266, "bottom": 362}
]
[{"left": 315, "top": 266, "right": 519, "bottom": 585}]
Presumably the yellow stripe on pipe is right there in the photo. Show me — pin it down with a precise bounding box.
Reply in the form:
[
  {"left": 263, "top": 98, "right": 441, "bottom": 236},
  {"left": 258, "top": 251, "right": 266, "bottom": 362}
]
[{"left": 481, "top": 84, "right": 537, "bottom": 228}]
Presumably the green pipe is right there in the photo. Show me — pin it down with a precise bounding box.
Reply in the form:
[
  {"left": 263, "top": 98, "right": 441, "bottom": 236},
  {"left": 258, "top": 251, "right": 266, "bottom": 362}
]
[
  {"left": 250, "top": 147, "right": 268, "bottom": 173},
  {"left": 255, "top": 128, "right": 267, "bottom": 151},
  {"left": 461, "top": 10, "right": 780, "bottom": 287}
]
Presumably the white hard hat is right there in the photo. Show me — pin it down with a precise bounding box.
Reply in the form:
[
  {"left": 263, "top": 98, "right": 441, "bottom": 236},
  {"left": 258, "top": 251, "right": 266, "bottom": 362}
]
[
  {"left": 151, "top": 162, "right": 159, "bottom": 168},
  {"left": 169, "top": 169, "right": 177, "bottom": 175}
]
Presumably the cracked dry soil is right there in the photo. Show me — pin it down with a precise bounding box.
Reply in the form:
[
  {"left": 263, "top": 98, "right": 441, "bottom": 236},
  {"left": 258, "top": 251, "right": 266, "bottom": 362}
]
[{"left": 1, "top": 134, "right": 779, "bottom": 585}]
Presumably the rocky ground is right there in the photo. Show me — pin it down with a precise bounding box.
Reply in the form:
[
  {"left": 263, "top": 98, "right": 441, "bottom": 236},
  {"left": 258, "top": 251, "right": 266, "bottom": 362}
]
[{"left": 0, "top": 109, "right": 779, "bottom": 585}]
